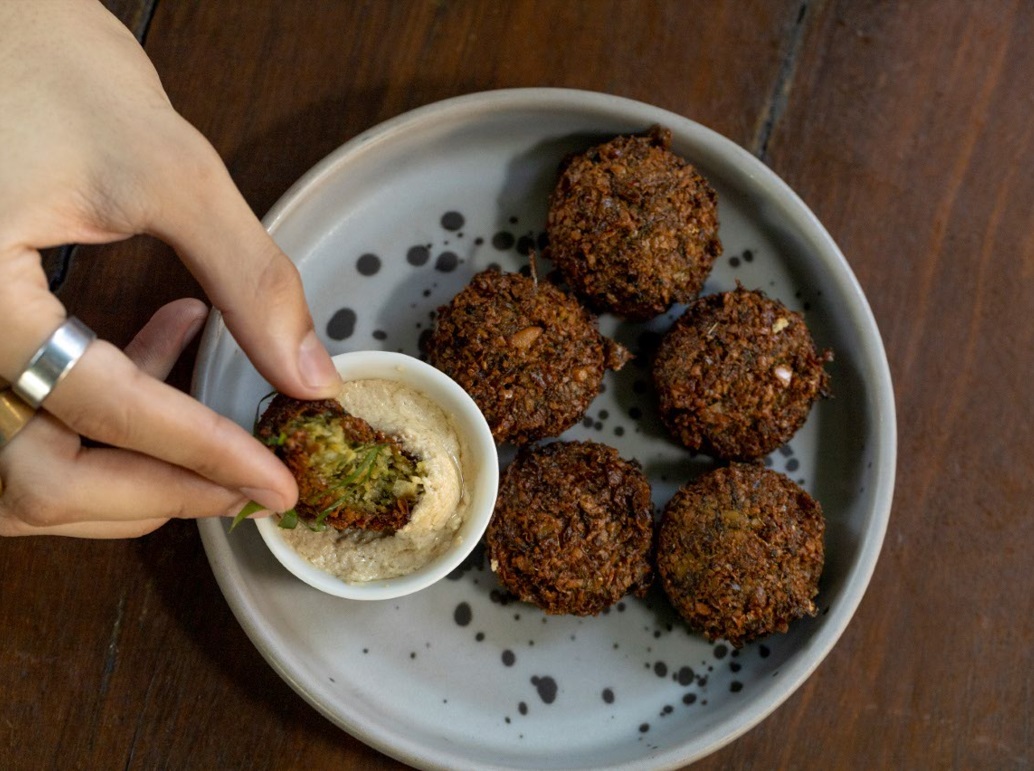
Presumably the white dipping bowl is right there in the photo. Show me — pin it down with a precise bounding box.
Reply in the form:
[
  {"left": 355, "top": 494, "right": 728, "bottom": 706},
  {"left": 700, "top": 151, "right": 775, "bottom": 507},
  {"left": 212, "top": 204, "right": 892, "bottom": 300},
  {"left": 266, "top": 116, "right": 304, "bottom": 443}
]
[{"left": 254, "top": 350, "right": 499, "bottom": 600}]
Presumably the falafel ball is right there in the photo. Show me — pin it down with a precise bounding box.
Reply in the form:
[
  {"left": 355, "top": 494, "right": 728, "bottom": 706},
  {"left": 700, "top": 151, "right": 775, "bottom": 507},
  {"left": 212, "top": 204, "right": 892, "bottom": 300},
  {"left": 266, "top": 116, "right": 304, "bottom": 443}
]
[
  {"left": 256, "top": 394, "right": 423, "bottom": 532},
  {"left": 657, "top": 463, "right": 824, "bottom": 647},
  {"left": 652, "top": 285, "right": 832, "bottom": 460},
  {"left": 487, "top": 440, "right": 654, "bottom": 615},
  {"left": 427, "top": 267, "right": 631, "bottom": 445},
  {"left": 546, "top": 125, "right": 722, "bottom": 321}
]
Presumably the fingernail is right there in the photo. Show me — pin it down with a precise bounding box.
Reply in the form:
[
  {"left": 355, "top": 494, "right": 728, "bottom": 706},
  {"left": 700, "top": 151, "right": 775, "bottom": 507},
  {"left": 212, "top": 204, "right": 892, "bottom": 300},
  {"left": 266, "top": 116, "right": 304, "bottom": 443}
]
[
  {"left": 240, "top": 486, "right": 290, "bottom": 513},
  {"left": 182, "top": 313, "right": 207, "bottom": 347},
  {"left": 298, "top": 329, "right": 338, "bottom": 391}
]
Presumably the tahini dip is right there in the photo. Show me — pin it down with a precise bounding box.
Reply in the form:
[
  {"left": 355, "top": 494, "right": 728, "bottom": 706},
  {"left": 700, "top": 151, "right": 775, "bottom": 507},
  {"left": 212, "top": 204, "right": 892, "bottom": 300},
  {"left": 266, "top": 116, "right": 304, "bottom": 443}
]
[{"left": 279, "top": 378, "right": 471, "bottom": 582}]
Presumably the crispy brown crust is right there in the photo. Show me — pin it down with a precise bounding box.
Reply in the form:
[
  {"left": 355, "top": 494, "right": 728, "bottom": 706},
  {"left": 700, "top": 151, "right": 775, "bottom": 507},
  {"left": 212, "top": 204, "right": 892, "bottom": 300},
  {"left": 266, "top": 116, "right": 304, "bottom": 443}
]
[
  {"left": 427, "top": 268, "right": 630, "bottom": 446},
  {"left": 652, "top": 286, "right": 832, "bottom": 460},
  {"left": 486, "top": 440, "right": 654, "bottom": 616},
  {"left": 656, "top": 463, "right": 825, "bottom": 647},
  {"left": 546, "top": 125, "right": 722, "bottom": 321},
  {"left": 256, "top": 394, "right": 415, "bottom": 532}
]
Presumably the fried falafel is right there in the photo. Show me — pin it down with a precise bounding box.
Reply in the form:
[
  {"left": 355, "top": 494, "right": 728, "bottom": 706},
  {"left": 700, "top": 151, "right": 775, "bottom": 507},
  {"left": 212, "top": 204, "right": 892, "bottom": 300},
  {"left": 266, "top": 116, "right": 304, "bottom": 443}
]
[
  {"left": 486, "top": 440, "right": 654, "bottom": 616},
  {"left": 546, "top": 125, "right": 722, "bottom": 321},
  {"left": 427, "top": 267, "right": 631, "bottom": 446},
  {"left": 652, "top": 286, "right": 832, "bottom": 460},
  {"left": 657, "top": 463, "right": 825, "bottom": 647},
  {"left": 256, "top": 394, "right": 424, "bottom": 532}
]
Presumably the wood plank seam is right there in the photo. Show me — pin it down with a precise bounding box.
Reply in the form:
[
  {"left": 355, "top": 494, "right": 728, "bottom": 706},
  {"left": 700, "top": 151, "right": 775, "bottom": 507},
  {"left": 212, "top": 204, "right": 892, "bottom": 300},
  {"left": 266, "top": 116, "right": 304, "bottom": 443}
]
[{"left": 753, "top": 0, "right": 820, "bottom": 162}]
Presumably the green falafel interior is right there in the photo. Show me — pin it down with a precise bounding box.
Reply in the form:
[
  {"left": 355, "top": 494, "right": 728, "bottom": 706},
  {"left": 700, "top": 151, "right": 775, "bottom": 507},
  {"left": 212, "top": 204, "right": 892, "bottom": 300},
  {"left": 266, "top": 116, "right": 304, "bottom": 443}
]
[
  {"left": 233, "top": 393, "right": 427, "bottom": 534},
  {"left": 276, "top": 408, "right": 426, "bottom": 531}
]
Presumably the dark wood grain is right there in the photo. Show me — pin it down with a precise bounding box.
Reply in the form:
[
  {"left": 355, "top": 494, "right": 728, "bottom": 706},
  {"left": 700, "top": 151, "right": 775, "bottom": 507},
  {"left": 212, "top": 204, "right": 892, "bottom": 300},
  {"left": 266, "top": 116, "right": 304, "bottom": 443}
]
[
  {"left": 101, "top": 0, "right": 157, "bottom": 40},
  {"left": 2, "top": 1, "right": 1031, "bottom": 769},
  {"left": 729, "top": 3, "right": 1034, "bottom": 769}
]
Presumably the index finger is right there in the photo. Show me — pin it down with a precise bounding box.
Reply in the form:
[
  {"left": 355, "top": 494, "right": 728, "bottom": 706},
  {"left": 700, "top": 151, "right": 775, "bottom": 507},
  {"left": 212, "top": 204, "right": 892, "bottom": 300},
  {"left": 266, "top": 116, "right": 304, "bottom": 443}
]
[
  {"left": 45, "top": 338, "right": 297, "bottom": 514},
  {"left": 141, "top": 122, "right": 341, "bottom": 402}
]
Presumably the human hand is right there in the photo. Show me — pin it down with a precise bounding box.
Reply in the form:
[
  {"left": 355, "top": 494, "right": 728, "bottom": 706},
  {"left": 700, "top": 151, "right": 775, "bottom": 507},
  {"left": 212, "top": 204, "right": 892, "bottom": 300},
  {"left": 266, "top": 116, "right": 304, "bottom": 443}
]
[{"left": 0, "top": 1, "right": 340, "bottom": 536}]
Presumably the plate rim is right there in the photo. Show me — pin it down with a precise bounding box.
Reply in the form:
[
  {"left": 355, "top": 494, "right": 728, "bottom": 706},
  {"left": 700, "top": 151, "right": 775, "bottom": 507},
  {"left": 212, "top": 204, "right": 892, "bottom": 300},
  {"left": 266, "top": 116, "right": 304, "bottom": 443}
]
[{"left": 194, "top": 87, "right": 897, "bottom": 770}]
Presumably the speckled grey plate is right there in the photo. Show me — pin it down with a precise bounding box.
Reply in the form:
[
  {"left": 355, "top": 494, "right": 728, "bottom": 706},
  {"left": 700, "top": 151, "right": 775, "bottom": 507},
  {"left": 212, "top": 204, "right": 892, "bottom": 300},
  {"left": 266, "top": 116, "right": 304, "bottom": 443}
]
[{"left": 194, "top": 88, "right": 895, "bottom": 770}]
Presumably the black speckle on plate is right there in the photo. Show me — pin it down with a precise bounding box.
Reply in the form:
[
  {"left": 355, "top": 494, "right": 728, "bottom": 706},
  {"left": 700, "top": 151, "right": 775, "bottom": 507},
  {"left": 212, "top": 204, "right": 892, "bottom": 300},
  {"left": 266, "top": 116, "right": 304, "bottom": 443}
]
[
  {"left": 492, "top": 231, "right": 515, "bottom": 250},
  {"left": 441, "top": 211, "right": 465, "bottom": 231},
  {"left": 356, "top": 252, "right": 381, "bottom": 276},
  {"left": 454, "top": 602, "right": 472, "bottom": 627},
  {"left": 677, "top": 666, "right": 694, "bottom": 686},
  {"left": 435, "top": 251, "right": 459, "bottom": 272},
  {"left": 407, "top": 245, "right": 431, "bottom": 266},
  {"left": 530, "top": 675, "right": 558, "bottom": 704},
  {"left": 516, "top": 234, "right": 536, "bottom": 255},
  {"left": 326, "top": 308, "right": 357, "bottom": 340}
]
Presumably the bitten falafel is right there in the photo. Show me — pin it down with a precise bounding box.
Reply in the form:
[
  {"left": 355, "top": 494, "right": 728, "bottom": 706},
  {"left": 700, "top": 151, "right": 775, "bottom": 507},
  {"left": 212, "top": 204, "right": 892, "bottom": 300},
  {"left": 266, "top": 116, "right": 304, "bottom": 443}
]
[
  {"left": 427, "top": 267, "right": 630, "bottom": 445},
  {"left": 652, "top": 286, "right": 832, "bottom": 460},
  {"left": 657, "top": 463, "right": 825, "bottom": 647},
  {"left": 486, "top": 440, "right": 654, "bottom": 616},
  {"left": 256, "top": 394, "right": 424, "bottom": 532},
  {"left": 546, "top": 125, "right": 722, "bottom": 321}
]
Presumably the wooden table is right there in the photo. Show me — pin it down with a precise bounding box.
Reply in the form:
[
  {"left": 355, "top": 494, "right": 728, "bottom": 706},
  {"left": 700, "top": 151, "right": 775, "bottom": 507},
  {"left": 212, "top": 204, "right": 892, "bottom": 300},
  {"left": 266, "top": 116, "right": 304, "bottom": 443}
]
[{"left": 3, "top": 1, "right": 1031, "bottom": 768}]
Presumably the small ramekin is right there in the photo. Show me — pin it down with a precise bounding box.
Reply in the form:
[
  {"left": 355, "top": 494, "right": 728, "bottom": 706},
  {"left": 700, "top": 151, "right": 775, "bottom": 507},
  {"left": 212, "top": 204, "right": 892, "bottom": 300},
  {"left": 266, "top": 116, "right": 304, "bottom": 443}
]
[{"left": 254, "top": 351, "right": 498, "bottom": 600}]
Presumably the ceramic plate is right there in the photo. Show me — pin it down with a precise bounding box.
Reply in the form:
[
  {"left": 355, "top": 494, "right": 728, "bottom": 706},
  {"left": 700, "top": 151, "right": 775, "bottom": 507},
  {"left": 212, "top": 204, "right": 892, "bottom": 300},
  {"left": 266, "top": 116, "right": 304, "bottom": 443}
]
[{"left": 195, "top": 88, "right": 896, "bottom": 770}]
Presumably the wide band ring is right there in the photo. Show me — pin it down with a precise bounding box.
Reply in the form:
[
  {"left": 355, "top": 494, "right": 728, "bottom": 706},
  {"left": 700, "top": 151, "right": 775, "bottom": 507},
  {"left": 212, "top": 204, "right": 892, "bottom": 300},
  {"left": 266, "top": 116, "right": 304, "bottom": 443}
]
[
  {"left": 12, "top": 317, "right": 97, "bottom": 409},
  {"left": 0, "top": 386, "right": 36, "bottom": 449}
]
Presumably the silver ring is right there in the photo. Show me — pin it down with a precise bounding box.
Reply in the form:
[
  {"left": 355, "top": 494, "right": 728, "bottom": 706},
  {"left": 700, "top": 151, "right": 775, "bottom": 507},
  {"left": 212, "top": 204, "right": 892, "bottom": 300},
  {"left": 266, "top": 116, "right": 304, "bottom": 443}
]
[{"left": 12, "top": 317, "right": 97, "bottom": 408}]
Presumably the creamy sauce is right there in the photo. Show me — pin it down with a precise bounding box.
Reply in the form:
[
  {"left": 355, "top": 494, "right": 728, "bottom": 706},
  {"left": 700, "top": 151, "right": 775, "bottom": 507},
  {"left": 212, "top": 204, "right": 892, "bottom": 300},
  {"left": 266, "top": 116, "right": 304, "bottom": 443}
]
[{"left": 279, "top": 378, "right": 470, "bottom": 582}]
